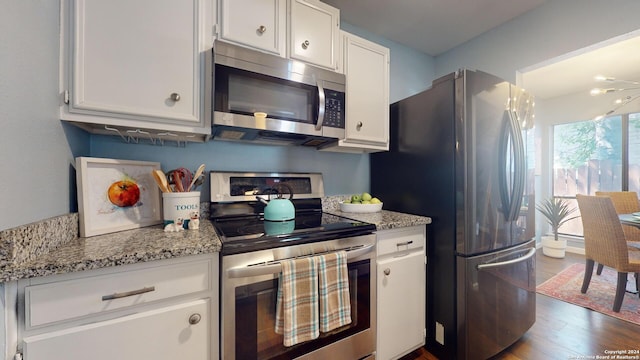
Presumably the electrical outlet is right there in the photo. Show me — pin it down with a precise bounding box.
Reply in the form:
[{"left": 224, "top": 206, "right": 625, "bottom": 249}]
[{"left": 436, "top": 321, "right": 445, "bottom": 345}]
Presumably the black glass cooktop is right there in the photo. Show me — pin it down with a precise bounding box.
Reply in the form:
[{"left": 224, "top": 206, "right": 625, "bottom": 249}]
[{"left": 212, "top": 211, "right": 376, "bottom": 255}]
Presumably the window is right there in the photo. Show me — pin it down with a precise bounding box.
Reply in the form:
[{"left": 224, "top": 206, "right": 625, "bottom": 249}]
[
  {"left": 552, "top": 114, "right": 634, "bottom": 236},
  {"left": 629, "top": 113, "right": 640, "bottom": 194}
]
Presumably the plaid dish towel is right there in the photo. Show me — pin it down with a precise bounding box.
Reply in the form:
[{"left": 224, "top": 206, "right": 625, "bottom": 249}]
[
  {"left": 275, "top": 257, "right": 319, "bottom": 346},
  {"left": 317, "top": 251, "right": 352, "bottom": 332}
]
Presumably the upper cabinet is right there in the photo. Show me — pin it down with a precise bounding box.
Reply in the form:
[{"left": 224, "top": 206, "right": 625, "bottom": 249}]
[
  {"left": 322, "top": 31, "right": 390, "bottom": 153},
  {"left": 216, "top": 0, "right": 339, "bottom": 70},
  {"left": 217, "top": 0, "right": 286, "bottom": 56},
  {"left": 288, "top": 0, "right": 340, "bottom": 70},
  {"left": 60, "top": 0, "right": 214, "bottom": 143}
]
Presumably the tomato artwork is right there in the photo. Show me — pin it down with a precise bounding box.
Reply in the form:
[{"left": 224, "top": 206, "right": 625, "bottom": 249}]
[{"left": 107, "top": 180, "right": 141, "bottom": 207}]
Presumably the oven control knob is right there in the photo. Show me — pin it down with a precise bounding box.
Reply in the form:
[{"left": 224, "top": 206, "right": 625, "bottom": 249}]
[
  {"left": 383, "top": 268, "right": 390, "bottom": 276},
  {"left": 188, "top": 313, "right": 202, "bottom": 325}
]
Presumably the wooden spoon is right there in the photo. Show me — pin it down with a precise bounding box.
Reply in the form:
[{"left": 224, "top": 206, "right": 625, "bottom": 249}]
[
  {"left": 152, "top": 169, "right": 171, "bottom": 193},
  {"left": 187, "top": 164, "right": 205, "bottom": 192}
]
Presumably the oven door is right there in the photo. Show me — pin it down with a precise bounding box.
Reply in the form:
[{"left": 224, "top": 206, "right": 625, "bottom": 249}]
[{"left": 221, "top": 236, "right": 376, "bottom": 360}]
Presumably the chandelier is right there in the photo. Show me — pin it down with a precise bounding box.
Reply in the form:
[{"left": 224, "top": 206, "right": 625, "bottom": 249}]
[{"left": 590, "top": 75, "right": 640, "bottom": 120}]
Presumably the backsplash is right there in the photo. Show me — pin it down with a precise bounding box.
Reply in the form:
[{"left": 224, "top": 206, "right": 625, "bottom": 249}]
[{"left": 0, "top": 213, "right": 79, "bottom": 265}]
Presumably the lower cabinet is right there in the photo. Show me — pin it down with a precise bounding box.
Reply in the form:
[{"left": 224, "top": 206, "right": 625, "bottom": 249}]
[
  {"left": 23, "top": 300, "right": 209, "bottom": 360},
  {"left": 376, "top": 226, "right": 426, "bottom": 360},
  {"left": 14, "top": 254, "right": 218, "bottom": 360}
]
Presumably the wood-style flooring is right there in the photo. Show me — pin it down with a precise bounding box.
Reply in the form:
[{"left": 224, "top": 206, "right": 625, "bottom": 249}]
[{"left": 401, "top": 251, "right": 640, "bottom": 360}]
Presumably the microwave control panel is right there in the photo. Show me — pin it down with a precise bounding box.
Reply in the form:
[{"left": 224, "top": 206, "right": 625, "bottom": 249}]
[{"left": 323, "top": 90, "right": 345, "bottom": 129}]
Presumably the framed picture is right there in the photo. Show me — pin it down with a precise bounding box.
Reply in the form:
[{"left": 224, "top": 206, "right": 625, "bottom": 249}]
[{"left": 76, "top": 157, "right": 162, "bottom": 237}]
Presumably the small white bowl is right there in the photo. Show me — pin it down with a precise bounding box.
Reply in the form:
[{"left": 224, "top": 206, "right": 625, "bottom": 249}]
[{"left": 339, "top": 201, "right": 383, "bottom": 213}]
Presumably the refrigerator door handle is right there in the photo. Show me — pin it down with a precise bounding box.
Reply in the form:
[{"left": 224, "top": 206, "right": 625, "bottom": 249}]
[
  {"left": 476, "top": 247, "right": 536, "bottom": 270},
  {"left": 498, "top": 111, "right": 514, "bottom": 221},
  {"left": 507, "top": 109, "right": 526, "bottom": 222},
  {"left": 499, "top": 108, "right": 526, "bottom": 223}
]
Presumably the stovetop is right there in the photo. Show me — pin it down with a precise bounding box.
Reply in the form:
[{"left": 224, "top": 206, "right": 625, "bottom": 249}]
[
  {"left": 209, "top": 171, "right": 376, "bottom": 255},
  {"left": 212, "top": 210, "right": 376, "bottom": 255}
]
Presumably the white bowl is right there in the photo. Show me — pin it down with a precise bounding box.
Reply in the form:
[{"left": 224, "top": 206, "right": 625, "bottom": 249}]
[{"left": 339, "top": 201, "right": 383, "bottom": 213}]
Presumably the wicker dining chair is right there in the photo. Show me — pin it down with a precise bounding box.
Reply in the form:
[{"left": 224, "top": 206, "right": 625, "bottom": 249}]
[
  {"left": 595, "top": 191, "right": 640, "bottom": 247},
  {"left": 594, "top": 191, "right": 640, "bottom": 275},
  {"left": 576, "top": 194, "right": 640, "bottom": 312}
]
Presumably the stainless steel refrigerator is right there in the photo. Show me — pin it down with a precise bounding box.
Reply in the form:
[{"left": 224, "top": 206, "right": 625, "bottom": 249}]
[{"left": 371, "top": 69, "right": 536, "bottom": 360}]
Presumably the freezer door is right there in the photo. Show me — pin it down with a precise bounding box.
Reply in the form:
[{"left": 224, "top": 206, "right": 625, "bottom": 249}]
[
  {"left": 455, "top": 70, "right": 535, "bottom": 255},
  {"left": 456, "top": 240, "right": 536, "bottom": 360}
]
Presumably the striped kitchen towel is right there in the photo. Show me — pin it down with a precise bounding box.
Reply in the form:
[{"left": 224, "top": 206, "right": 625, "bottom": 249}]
[
  {"left": 317, "top": 251, "right": 352, "bottom": 332},
  {"left": 275, "top": 256, "right": 320, "bottom": 346}
]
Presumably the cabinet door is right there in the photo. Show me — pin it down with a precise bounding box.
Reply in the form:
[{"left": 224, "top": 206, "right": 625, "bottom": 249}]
[
  {"left": 23, "top": 299, "right": 210, "bottom": 360},
  {"left": 289, "top": 0, "right": 339, "bottom": 70},
  {"left": 377, "top": 252, "right": 425, "bottom": 360},
  {"left": 343, "top": 33, "right": 389, "bottom": 149},
  {"left": 67, "top": 0, "right": 207, "bottom": 126},
  {"left": 219, "top": 0, "right": 286, "bottom": 56}
]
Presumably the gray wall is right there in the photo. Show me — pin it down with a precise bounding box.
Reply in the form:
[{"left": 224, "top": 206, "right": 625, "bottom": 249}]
[
  {"left": 1, "top": 1, "right": 89, "bottom": 230},
  {"left": 434, "top": 0, "right": 640, "bottom": 83}
]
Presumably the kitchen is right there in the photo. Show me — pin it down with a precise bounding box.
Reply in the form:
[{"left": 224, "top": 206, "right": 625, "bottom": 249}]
[{"left": 2, "top": 0, "right": 640, "bottom": 359}]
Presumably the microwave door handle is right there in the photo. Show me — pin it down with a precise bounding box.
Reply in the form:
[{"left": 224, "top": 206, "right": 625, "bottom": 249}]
[{"left": 315, "top": 79, "right": 325, "bottom": 130}]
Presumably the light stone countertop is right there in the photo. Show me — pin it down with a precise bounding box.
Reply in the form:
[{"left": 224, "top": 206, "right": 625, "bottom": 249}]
[
  {"left": 323, "top": 195, "right": 432, "bottom": 230},
  {"left": 0, "top": 214, "right": 221, "bottom": 283},
  {"left": 0, "top": 197, "right": 431, "bottom": 282}
]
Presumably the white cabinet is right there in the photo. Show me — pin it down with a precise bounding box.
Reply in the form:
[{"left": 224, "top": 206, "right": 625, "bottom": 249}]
[
  {"left": 23, "top": 300, "right": 210, "bottom": 360},
  {"left": 376, "top": 226, "right": 426, "bottom": 360},
  {"left": 288, "top": 0, "right": 340, "bottom": 70},
  {"left": 60, "top": 0, "right": 214, "bottom": 143},
  {"left": 15, "top": 254, "right": 218, "bottom": 360},
  {"left": 322, "top": 31, "right": 390, "bottom": 153},
  {"left": 218, "top": 0, "right": 286, "bottom": 56},
  {"left": 216, "top": 0, "right": 339, "bottom": 70}
]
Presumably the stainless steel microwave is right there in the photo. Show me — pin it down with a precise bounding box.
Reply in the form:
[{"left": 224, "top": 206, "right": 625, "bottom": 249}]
[{"left": 212, "top": 40, "right": 346, "bottom": 147}]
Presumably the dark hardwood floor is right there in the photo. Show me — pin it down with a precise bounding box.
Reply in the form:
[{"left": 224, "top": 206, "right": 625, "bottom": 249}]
[{"left": 402, "top": 251, "right": 640, "bottom": 360}]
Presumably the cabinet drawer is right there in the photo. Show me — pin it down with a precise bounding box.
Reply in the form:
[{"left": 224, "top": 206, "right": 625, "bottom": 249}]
[
  {"left": 25, "top": 258, "right": 212, "bottom": 328},
  {"left": 377, "top": 226, "right": 425, "bottom": 257}
]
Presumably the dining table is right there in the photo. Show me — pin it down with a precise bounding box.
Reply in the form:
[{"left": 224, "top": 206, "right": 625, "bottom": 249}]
[{"left": 619, "top": 213, "right": 640, "bottom": 228}]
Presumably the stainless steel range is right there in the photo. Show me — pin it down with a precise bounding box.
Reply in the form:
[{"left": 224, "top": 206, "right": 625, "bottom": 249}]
[{"left": 210, "top": 171, "right": 377, "bottom": 360}]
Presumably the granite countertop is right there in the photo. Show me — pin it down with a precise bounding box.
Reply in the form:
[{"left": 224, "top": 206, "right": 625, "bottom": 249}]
[
  {"left": 0, "top": 211, "right": 221, "bottom": 283},
  {"left": 322, "top": 195, "right": 432, "bottom": 230},
  {"left": 0, "top": 197, "right": 431, "bottom": 283},
  {"left": 329, "top": 209, "right": 431, "bottom": 230}
]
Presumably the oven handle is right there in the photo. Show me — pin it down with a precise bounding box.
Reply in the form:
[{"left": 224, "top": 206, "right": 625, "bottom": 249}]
[{"left": 227, "top": 244, "right": 374, "bottom": 279}]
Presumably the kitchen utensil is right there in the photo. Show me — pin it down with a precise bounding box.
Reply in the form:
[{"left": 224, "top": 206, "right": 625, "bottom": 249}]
[
  {"left": 187, "top": 164, "right": 205, "bottom": 192},
  {"left": 152, "top": 169, "right": 171, "bottom": 193},
  {"left": 166, "top": 168, "right": 192, "bottom": 192},
  {"left": 173, "top": 170, "right": 185, "bottom": 192},
  {"left": 256, "top": 183, "right": 295, "bottom": 221}
]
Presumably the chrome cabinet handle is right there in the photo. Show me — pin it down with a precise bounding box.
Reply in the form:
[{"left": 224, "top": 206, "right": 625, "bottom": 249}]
[
  {"left": 301, "top": 40, "right": 310, "bottom": 49},
  {"left": 257, "top": 25, "right": 266, "bottom": 34},
  {"left": 383, "top": 268, "right": 391, "bottom": 276},
  {"left": 189, "top": 313, "right": 202, "bottom": 325},
  {"left": 170, "top": 93, "right": 181, "bottom": 101},
  {"left": 396, "top": 240, "right": 413, "bottom": 247},
  {"left": 101, "top": 286, "right": 155, "bottom": 301},
  {"left": 356, "top": 121, "right": 363, "bottom": 129}
]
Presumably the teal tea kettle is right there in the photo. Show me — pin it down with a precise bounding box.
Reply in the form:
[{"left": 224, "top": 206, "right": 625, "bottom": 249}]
[{"left": 257, "top": 183, "right": 295, "bottom": 221}]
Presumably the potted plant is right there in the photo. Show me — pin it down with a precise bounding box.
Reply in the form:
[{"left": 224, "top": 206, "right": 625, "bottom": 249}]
[{"left": 536, "top": 197, "right": 579, "bottom": 258}]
